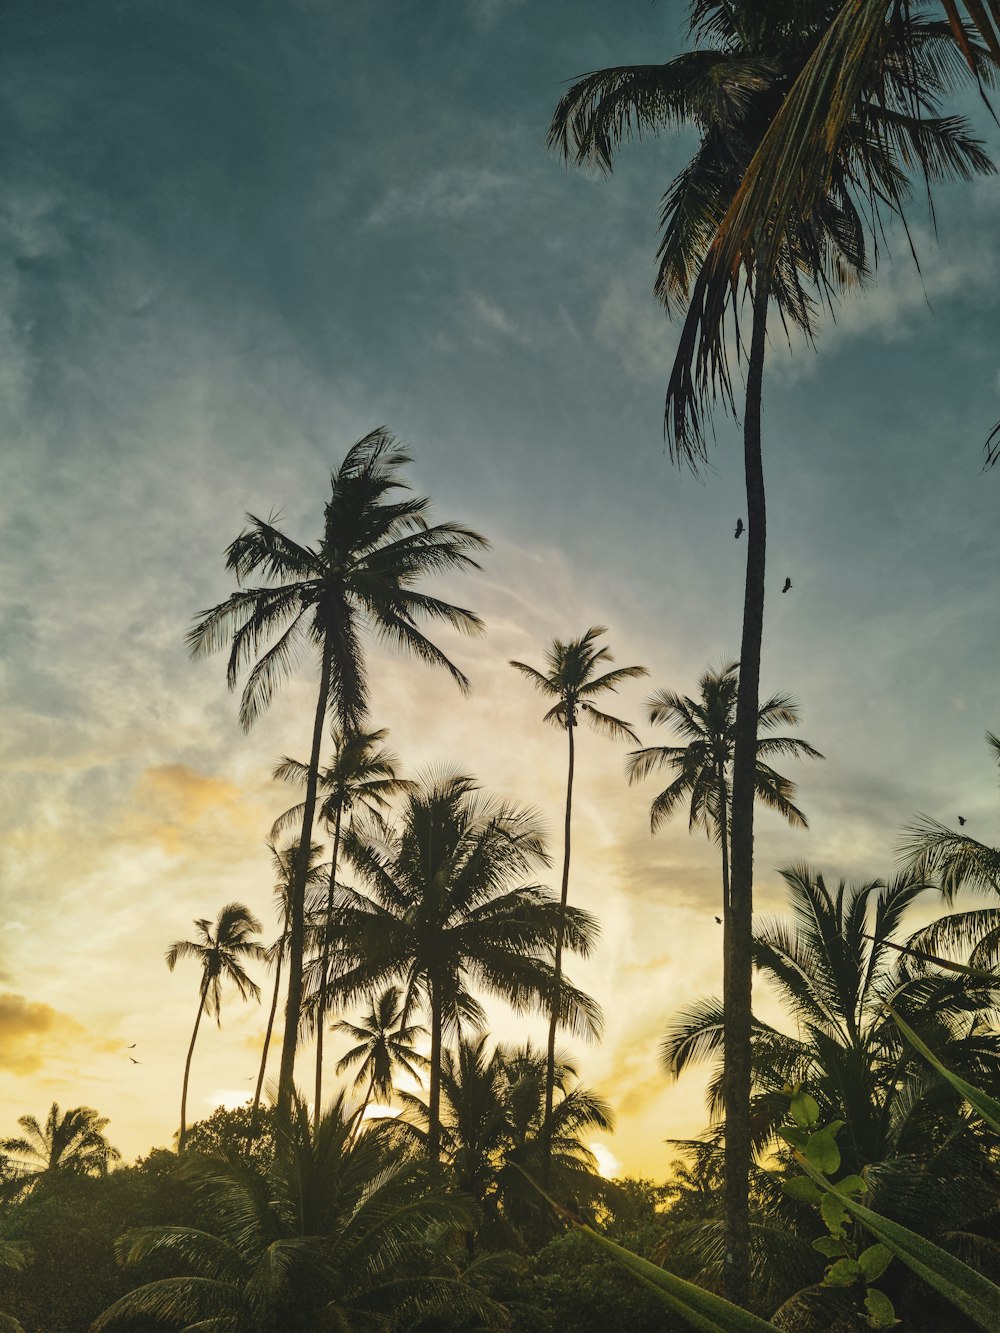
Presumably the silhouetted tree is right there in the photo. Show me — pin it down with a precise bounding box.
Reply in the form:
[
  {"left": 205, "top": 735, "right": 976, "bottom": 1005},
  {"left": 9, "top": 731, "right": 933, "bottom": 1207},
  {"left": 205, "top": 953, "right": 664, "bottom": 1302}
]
[
  {"left": 188, "top": 429, "right": 487, "bottom": 1112},
  {"left": 510, "top": 627, "right": 644, "bottom": 1169},
  {"left": 166, "top": 902, "right": 265, "bottom": 1150}
]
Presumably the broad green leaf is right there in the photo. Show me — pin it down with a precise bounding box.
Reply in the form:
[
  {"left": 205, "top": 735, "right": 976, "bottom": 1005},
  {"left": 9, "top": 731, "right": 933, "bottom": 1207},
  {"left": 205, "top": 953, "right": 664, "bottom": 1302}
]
[
  {"left": 783, "top": 1176, "right": 822, "bottom": 1203},
  {"left": 777, "top": 1126, "right": 810, "bottom": 1149},
  {"left": 790, "top": 1089, "right": 820, "bottom": 1128},
  {"left": 805, "top": 1126, "right": 841, "bottom": 1175},
  {"left": 796, "top": 1154, "right": 1000, "bottom": 1331},
  {"left": 858, "top": 1244, "right": 892, "bottom": 1281},
  {"left": 837, "top": 1174, "right": 868, "bottom": 1197},
  {"left": 864, "top": 1287, "right": 898, "bottom": 1329},
  {"left": 823, "top": 1257, "right": 862, "bottom": 1287},
  {"left": 872, "top": 935, "right": 1000, "bottom": 984},
  {"left": 820, "top": 1193, "right": 848, "bottom": 1238},
  {"left": 889, "top": 1006, "right": 1000, "bottom": 1134},
  {"left": 812, "top": 1236, "right": 849, "bottom": 1258}
]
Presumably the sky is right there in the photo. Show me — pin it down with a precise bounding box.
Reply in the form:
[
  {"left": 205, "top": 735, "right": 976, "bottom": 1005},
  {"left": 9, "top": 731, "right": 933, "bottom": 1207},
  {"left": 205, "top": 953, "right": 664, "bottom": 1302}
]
[{"left": 2, "top": 0, "right": 999, "bottom": 1181}]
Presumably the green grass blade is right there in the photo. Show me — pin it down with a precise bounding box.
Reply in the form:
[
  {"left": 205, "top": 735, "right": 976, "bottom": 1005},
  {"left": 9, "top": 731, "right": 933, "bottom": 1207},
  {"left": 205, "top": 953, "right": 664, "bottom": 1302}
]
[
  {"left": 888, "top": 1005, "right": 1000, "bottom": 1133},
  {"left": 796, "top": 1155, "right": 1000, "bottom": 1331},
  {"left": 513, "top": 1166, "right": 779, "bottom": 1332}
]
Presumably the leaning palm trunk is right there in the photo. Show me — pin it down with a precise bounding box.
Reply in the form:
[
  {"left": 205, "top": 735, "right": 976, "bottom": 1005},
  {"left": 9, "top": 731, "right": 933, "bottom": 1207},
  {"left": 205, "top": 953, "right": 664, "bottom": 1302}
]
[
  {"left": 278, "top": 635, "right": 334, "bottom": 1113},
  {"left": 428, "top": 982, "right": 443, "bottom": 1160},
  {"left": 723, "top": 277, "right": 769, "bottom": 1305},
  {"left": 179, "top": 981, "right": 209, "bottom": 1152},
  {"left": 251, "top": 951, "right": 283, "bottom": 1136},
  {"left": 544, "top": 711, "right": 575, "bottom": 1177},
  {"left": 314, "top": 802, "right": 344, "bottom": 1126}
]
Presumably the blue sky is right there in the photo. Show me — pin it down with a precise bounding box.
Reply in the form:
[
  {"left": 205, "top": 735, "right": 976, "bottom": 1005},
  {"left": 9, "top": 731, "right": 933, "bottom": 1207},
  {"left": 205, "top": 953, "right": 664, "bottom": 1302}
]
[{"left": 2, "top": 0, "right": 999, "bottom": 1175}]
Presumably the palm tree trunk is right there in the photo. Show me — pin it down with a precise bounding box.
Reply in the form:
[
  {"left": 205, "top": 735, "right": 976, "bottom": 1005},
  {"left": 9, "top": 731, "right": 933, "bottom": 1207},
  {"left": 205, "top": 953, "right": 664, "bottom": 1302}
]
[
  {"left": 723, "top": 277, "right": 769, "bottom": 1306},
  {"left": 717, "top": 760, "right": 731, "bottom": 914},
  {"left": 428, "top": 979, "right": 443, "bottom": 1161},
  {"left": 179, "top": 982, "right": 208, "bottom": 1152},
  {"left": 544, "top": 710, "right": 575, "bottom": 1178},
  {"left": 278, "top": 632, "right": 335, "bottom": 1116},
  {"left": 250, "top": 950, "right": 283, "bottom": 1137},
  {"left": 313, "top": 801, "right": 344, "bottom": 1129}
]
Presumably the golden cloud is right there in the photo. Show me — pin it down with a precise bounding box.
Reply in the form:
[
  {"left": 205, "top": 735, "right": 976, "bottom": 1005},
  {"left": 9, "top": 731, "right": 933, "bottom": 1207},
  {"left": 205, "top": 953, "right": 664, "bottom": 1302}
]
[
  {"left": 124, "top": 763, "right": 264, "bottom": 855},
  {"left": 0, "top": 992, "right": 116, "bottom": 1075}
]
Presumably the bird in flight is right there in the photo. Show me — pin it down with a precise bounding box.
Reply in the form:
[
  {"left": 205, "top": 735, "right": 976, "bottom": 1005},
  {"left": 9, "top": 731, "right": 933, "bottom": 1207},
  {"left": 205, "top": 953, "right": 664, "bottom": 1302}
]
[
  {"left": 127, "top": 1043, "right": 136, "bottom": 1049},
  {"left": 781, "top": 578, "right": 792, "bottom": 594},
  {"left": 958, "top": 816, "right": 967, "bottom": 826},
  {"left": 129, "top": 1056, "right": 141, "bottom": 1064},
  {"left": 714, "top": 916, "right": 722, "bottom": 925},
  {"left": 734, "top": 518, "right": 744, "bottom": 539}
]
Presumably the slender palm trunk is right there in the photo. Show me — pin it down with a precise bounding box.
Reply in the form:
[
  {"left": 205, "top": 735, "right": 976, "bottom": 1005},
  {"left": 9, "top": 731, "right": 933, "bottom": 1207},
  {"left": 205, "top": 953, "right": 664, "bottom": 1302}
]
[
  {"left": 278, "top": 632, "right": 334, "bottom": 1115},
  {"left": 313, "top": 801, "right": 344, "bottom": 1128},
  {"left": 544, "top": 709, "right": 575, "bottom": 1178},
  {"left": 717, "top": 760, "right": 731, "bottom": 914},
  {"left": 724, "top": 278, "right": 769, "bottom": 1306},
  {"left": 428, "top": 980, "right": 443, "bottom": 1161},
  {"left": 179, "top": 982, "right": 208, "bottom": 1152},
  {"left": 251, "top": 949, "right": 283, "bottom": 1137}
]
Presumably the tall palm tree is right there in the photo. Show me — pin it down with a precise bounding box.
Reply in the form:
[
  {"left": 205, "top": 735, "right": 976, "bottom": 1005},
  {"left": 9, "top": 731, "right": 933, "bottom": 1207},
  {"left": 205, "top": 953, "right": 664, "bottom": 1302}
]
[
  {"left": 626, "top": 661, "right": 822, "bottom": 913},
  {"left": 548, "top": 7, "right": 992, "bottom": 1298},
  {"left": 660, "top": 864, "right": 1000, "bottom": 1305},
  {"left": 272, "top": 727, "right": 414, "bottom": 1123},
  {"left": 510, "top": 627, "right": 645, "bottom": 1166},
  {"left": 93, "top": 1094, "right": 501, "bottom": 1333},
  {"left": 332, "top": 984, "right": 429, "bottom": 1113},
  {"left": 166, "top": 902, "right": 265, "bottom": 1151},
  {"left": 188, "top": 429, "right": 487, "bottom": 1112},
  {"left": 0, "top": 1105, "right": 120, "bottom": 1189},
  {"left": 250, "top": 841, "right": 328, "bottom": 1133},
  {"left": 333, "top": 770, "right": 603, "bottom": 1160}
]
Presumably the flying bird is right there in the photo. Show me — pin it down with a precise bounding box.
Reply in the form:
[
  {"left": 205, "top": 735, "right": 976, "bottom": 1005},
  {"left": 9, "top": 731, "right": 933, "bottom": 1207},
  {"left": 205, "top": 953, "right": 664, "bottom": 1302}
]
[
  {"left": 734, "top": 518, "right": 744, "bottom": 539},
  {"left": 127, "top": 1043, "right": 136, "bottom": 1049},
  {"left": 714, "top": 916, "right": 722, "bottom": 925},
  {"left": 781, "top": 578, "right": 792, "bottom": 594},
  {"left": 129, "top": 1056, "right": 141, "bottom": 1064},
  {"left": 958, "top": 816, "right": 967, "bottom": 826}
]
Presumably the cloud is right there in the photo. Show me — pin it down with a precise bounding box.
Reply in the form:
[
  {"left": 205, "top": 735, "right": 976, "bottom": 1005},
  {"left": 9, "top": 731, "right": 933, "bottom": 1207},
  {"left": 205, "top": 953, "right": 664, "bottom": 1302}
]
[
  {"left": 122, "top": 764, "right": 268, "bottom": 856},
  {"left": 366, "top": 167, "right": 516, "bottom": 227},
  {"left": 0, "top": 992, "right": 116, "bottom": 1075}
]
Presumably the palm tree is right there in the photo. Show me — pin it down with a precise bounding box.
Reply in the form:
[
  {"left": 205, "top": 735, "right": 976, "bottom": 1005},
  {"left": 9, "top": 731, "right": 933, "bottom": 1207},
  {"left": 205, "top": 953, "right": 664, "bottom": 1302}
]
[
  {"left": 93, "top": 1094, "right": 502, "bottom": 1333},
  {"left": 272, "top": 727, "right": 414, "bottom": 1123},
  {"left": 166, "top": 902, "right": 265, "bottom": 1151},
  {"left": 333, "top": 770, "right": 603, "bottom": 1160},
  {"left": 187, "top": 428, "right": 487, "bottom": 1112},
  {"left": 548, "top": 6, "right": 992, "bottom": 1298},
  {"left": 403, "top": 1035, "right": 613, "bottom": 1252},
  {"left": 510, "top": 626, "right": 645, "bottom": 1166},
  {"left": 660, "top": 864, "right": 1000, "bottom": 1309},
  {"left": 0, "top": 1105, "right": 120, "bottom": 1190},
  {"left": 333, "top": 984, "right": 429, "bottom": 1113},
  {"left": 250, "top": 841, "right": 328, "bottom": 1134},
  {"left": 626, "top": 661, "right": 823, "bottom": 914}
]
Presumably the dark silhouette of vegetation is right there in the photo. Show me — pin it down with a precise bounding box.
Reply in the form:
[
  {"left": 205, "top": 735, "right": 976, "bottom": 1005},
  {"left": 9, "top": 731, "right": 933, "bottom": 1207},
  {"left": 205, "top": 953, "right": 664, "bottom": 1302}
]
[
  {"left": 272, "top": 726, "right": 414, "bottom": 1124},
  {"left": 188, "top": 429, "right": 487, "bottom": 1113},
  {"left": 165, "top": 902, "right": 265, "bottom": 1151},
  {"left": 332, "top": 983, "right": 429, "bottom": 1111},
  {"left": 333, "top": 770, "right": 602, "bottom": 1160},
  {"left": 1, "top": 1105, "right": 120, "bottom": 1196},
  {"left": 510, "top": 627, "right": 645, "bottom": 1172}
]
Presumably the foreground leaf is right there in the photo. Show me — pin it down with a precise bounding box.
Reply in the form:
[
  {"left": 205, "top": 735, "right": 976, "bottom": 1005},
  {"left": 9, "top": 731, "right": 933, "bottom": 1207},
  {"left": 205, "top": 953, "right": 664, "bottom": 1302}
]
[
  {"left": 796, "top": 1155, "right": 1000, "bottom": 1331},
  {"left": 889, "top": 1006, "right": 1000, "bottom": 1133}
]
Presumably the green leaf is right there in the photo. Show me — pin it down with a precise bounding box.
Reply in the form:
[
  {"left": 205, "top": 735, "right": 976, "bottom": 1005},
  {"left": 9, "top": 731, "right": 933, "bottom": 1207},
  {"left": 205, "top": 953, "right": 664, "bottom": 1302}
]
[
  {"left": 820, "top": 1193, "right": 849, "bottom": 1238},
  {"left": 889, "top": 1006, "right": 1000, "bottom": 1134},
  {"left": 796, "top": 1154, "right": 1000, "bottom": 1331},
  {"left": 777, "top": 1126, "right": 810, "bottom": 1150},
  {"left": 790, "top": 1090, "right": 820, "bottom": 1128},
  {"left": 783, "top": 1176, "right": 822, "bottom": 1204},
  {"left": 823, "top": 1258, "right": 862, "bottom": 1287},
  {"left": 812, "top": 1236, "right": 849, "bottom": 1258},
  {"left": 805, "top": 1127, "right": 841, "bottom": 1175},
  {"left": 864, "top": 1287, "right": 898, "bottom": 1329},
  {"left": 836, "top": 1174, "right": 868, "bottom": 1197},
  {"left": 858, "top": 1244, "right": 892, "bottom": 1281}
]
